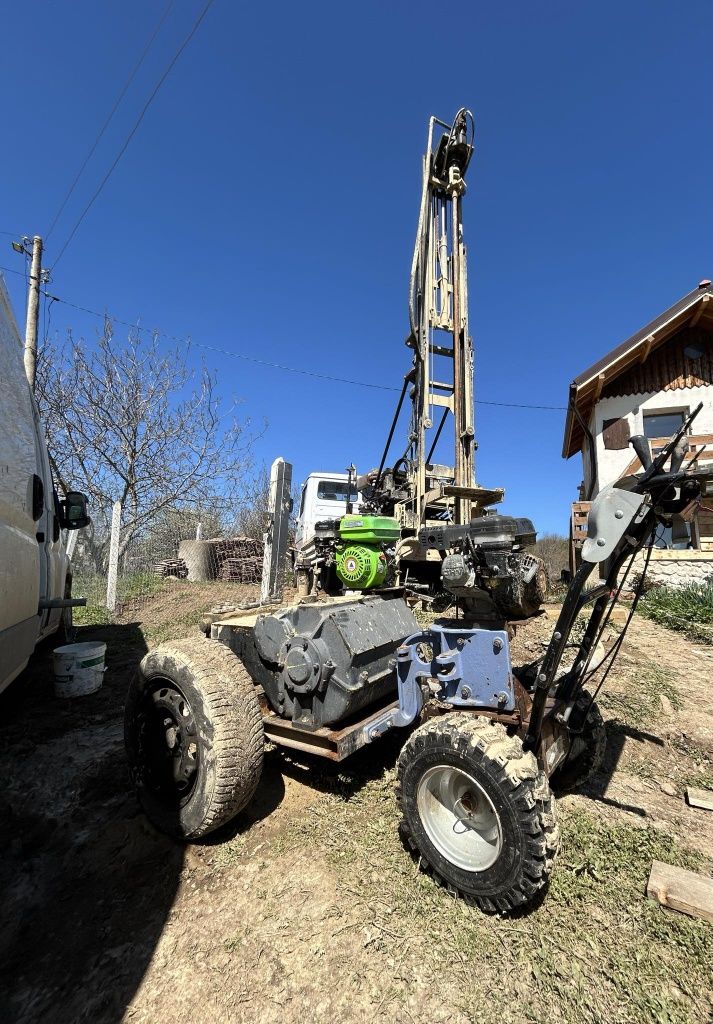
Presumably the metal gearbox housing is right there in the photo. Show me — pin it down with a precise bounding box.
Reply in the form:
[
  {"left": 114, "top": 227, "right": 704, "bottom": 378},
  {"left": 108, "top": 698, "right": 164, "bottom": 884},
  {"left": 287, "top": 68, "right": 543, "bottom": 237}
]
[{"left": 235, "top": 593, "right": 419, "bottom": 729}]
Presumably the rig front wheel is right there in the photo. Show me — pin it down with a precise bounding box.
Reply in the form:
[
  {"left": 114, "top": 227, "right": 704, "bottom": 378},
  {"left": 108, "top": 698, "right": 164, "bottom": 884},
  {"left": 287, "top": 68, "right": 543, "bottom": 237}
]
[{"left": 396, "top": 714, "right": 559, "bottom": 913}]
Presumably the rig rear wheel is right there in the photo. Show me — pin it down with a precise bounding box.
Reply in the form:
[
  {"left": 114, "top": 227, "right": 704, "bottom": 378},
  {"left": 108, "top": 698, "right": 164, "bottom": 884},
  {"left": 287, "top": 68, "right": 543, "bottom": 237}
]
[
  {"left": 396, "top": 714, "right": 559, "bottom": 913},
  {"left": 125, "top": 636, "right": 264, "bottom": 840}
]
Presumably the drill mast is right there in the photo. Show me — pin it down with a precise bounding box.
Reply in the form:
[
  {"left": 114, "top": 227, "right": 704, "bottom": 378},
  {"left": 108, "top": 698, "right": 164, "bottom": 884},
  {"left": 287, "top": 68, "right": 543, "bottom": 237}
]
[{"left": 368, "top": 110, "right": 502, "bottom": 539}]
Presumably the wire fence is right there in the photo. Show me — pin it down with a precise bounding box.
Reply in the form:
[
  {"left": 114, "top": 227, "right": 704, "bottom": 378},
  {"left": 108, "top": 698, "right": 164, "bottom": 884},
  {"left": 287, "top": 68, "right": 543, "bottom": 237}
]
[{"left": 69, "top": 502, "right": 279, "bottom": 626}]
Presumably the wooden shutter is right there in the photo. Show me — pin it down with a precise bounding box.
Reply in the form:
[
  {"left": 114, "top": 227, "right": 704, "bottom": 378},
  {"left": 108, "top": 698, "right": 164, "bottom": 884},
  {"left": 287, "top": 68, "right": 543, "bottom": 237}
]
[{"left": 602, "top": 417, "right": 630, "bottom": 450}]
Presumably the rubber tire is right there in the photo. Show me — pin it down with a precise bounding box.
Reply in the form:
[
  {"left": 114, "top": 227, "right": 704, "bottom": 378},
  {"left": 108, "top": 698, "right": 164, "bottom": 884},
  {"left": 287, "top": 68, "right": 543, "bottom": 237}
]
[
  {"left": 396, "top": 714, "right": 559, "bottom": 913},
  {"left": 551, "top": 690, "right": 606, "bottom": 793},
  {"left": 125, "top": 636, "right": 264, "bottom": 840}
]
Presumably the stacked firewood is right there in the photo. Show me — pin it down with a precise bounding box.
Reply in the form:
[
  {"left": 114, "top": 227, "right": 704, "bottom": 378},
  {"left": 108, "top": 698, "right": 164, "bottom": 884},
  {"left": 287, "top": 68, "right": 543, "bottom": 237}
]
[
  {"left": 210, "top": 536, "right": 264, "bottom": 584},
  {"left": 153, "top": 558, "right": 188, "bottom": 579},
  {"left": 218, "top": 555, "right": 263, "bottom": 583}
]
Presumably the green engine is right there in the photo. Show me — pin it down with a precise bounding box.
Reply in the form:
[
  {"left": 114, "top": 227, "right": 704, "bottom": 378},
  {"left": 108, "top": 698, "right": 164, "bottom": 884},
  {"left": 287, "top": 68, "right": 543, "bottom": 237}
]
[{"left": 335, "top": 515, "right": 400, "bottom": 590}]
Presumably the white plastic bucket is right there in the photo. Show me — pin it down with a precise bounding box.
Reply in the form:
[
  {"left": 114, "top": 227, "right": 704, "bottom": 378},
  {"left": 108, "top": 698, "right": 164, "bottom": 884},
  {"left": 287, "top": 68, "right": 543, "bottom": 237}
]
[{"left": 53, "top": 642, "right": 107, "bottom": 698}]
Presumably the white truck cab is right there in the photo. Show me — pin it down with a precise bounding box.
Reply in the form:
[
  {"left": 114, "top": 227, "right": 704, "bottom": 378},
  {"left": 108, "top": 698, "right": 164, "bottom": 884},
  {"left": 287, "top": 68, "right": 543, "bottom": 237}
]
[
  {"left": 294, "top": 472, "right": 361, "bottom": 551},
  {"left": 0, "top": 277, "right": 88, "bottom": 692}
]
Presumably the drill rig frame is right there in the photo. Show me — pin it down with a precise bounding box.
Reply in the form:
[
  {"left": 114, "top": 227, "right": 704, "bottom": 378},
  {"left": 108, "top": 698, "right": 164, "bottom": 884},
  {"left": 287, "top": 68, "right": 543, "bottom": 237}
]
[{"left": 362, "top": 109, "right": 503, "bottom": 553}]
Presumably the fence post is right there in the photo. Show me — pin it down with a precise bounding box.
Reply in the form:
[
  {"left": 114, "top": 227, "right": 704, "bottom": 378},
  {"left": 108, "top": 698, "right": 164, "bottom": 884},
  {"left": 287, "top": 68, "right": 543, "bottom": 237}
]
[
  {"left": 106, "top": 500, "right": 122, "bottom": 613},
  {"left": 261, "top": 458, "right": 292, "bottom": 604}
]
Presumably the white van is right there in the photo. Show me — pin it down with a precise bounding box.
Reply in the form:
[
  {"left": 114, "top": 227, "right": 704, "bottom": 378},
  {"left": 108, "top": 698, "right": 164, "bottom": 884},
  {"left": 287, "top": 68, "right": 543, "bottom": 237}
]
[
  {"left": 294, "top": 472, "right": 361, "bottom": 551},
  {"left": 0, "top": 276, "right": 88, "bottom": 692}
]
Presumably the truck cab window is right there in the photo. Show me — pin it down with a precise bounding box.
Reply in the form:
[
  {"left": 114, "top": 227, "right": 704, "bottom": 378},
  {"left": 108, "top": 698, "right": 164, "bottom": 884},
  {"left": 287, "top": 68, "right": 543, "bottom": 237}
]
[{"left": 317, "top": 481, "right": 358, "bottom": 502}]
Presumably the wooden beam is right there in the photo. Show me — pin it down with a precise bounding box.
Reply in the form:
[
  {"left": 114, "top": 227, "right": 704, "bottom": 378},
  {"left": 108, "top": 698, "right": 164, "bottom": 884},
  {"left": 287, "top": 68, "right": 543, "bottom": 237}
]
[
  {"left": 647, "top": 860, "right": 713, "bottom": 924},
  {"left": 638, "top": 333, "right": 656, "bottom": 364},
  {"left": 592, "top": 372, "right": 606, "bottom": 402},
  {"left": 686, "top": 787, "right": 713, "bottom": 811},
  {"left": 689, "top": 294, "right": 709, "bottom": 330}
]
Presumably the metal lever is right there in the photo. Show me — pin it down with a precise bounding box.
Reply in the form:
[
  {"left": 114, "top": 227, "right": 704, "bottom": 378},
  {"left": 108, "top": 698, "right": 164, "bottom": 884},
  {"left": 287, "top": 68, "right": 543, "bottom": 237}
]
[
  {"left": 630, "top": 434, "right": 652, "bottom": 470},
  {"left": 670, "top": 437, "right": 688, "bottom": 474}
]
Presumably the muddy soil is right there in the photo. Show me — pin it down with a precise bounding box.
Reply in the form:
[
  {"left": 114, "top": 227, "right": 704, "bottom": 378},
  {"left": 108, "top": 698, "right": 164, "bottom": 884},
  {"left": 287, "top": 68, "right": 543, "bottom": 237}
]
[{"left": 1, "top": 599, "right": 711, "bottom": 1024}]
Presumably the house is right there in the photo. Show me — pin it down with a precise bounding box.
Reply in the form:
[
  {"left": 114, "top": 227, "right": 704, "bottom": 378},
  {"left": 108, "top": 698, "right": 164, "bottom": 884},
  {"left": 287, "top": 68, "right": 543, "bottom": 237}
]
[{"left": 562, "top": 279, "right": 713, "bottom": 585}]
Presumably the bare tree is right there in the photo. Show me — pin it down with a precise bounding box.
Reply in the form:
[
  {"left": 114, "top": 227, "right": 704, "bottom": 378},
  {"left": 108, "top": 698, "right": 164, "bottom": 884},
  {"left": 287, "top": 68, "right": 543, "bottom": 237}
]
[
  {"left": 37, "top": 320, "right": 259, "bottom": 571},
  {"left": 234, "top": 466, "right": 271, "bottom": 541}
]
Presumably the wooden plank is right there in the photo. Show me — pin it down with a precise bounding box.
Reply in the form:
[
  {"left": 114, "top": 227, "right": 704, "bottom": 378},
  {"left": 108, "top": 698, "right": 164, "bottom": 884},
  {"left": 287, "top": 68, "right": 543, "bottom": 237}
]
[
  {"left": 686, "top": 787, "right": 713, "bottom": 811},
  {"left": 647, "top": 860, "right": 713, "bottom": 924}
]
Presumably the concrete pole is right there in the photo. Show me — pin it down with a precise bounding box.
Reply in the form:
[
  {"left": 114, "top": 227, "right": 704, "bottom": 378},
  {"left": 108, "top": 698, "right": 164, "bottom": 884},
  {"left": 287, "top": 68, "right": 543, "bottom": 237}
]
[
  {"left": 23, "top": 235, "right": 43, "bottom": 390},
  {"left": 106, "top": 500, "right": 122, "bottom": 613},
  {"left": 261, "top": 458, "right": 293, "bottom": 605}
]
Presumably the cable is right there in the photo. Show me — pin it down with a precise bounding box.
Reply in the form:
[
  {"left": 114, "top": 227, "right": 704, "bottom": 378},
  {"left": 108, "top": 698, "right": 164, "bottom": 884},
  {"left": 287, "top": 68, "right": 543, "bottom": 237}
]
[
  {"left": 0, "top": 264, "right": 26, "bottom": 277},
  {"left": 45, "top": 0, "right": 176, "bottom": 242},
  {"left": 39, "top": 285, "right": 569, "bottom": 407},
  {"left": 36, "top": 283, "right": 569, "bottom": 407},
  {"left": 51, "top": 0, "right": 216, "bottom": 270}
]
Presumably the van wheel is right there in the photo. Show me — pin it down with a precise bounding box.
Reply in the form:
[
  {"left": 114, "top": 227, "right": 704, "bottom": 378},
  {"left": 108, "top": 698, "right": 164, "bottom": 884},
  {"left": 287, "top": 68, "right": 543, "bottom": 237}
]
[{"left": 125, "top": 636, "right": 264, "bottom": 839}]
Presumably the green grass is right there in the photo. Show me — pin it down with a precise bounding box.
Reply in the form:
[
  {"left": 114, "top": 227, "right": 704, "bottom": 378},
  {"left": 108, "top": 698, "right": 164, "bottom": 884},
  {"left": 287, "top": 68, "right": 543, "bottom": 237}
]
[
  {"left": 266, "top": 761, "right": 713, "bottom": 1024},
  {"left": 598, "top": 664, "right": 682, "bottom": 726},
  {"left": 639, "top": 584, "right": 713, "bottom": 645},
  {"left": 72, "top": 602, "right": 112, "bottom": 626},
  {"left": 118, "top": 571, "right": 167, "bottom": 602}
]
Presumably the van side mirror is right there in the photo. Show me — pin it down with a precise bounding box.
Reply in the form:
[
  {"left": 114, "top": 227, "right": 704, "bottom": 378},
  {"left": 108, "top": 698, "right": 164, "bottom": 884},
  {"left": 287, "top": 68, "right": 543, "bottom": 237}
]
[{"left": 61, "top": 491, "right": 90, "bottom": 530}]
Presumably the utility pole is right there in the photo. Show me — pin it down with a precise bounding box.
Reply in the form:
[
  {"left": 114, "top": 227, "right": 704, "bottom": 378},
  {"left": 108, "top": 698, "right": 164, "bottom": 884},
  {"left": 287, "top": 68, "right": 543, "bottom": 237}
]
[{"left": 23, "top": 235, "right": 43, "bottom": 390}]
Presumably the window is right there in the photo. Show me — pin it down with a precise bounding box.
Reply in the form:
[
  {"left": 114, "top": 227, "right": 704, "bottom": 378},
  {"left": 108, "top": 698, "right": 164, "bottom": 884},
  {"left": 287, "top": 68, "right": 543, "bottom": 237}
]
[
  {"left": 654, "top": 521, "right": 692, "bottom": 550},
  {"left": 602, "top": 416, "right": 630, "bottom": 450},
  {"left": 643, "top": 410, "right": 686, "bottom": 440},
  {"left": 317, "top": 480, "right": 358, "bottom": 502}
]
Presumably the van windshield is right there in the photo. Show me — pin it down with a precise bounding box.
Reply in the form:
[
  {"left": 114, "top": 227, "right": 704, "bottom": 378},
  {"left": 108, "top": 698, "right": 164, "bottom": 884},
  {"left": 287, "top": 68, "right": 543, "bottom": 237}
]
[{"left": 317, "top": 480, "right": 358, "bottom": 503}]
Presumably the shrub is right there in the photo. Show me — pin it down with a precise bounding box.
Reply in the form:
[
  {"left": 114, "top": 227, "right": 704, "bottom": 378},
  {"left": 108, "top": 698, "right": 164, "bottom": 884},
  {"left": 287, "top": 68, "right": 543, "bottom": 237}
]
[{"left": 532, "top": 533, "right": 569, "bottom": 591}]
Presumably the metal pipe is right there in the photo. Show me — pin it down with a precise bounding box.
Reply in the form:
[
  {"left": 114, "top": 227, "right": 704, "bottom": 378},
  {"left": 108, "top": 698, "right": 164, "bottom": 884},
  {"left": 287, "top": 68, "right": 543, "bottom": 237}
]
[
  {"left": 425, "top": 407, "right": 450, "bottom": 465},
  {"left": 571, "top": 394, "right": 597, "bottom": 499}
]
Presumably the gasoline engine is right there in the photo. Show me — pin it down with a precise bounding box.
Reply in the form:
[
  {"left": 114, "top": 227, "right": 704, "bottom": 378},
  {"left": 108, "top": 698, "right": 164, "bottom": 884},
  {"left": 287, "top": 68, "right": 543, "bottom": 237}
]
[
  {"left": 419, "top": 514, "right": 548, "bottom": 624},
  {"left": 309, "top": 514, "right": 401, "bottom": 594}
]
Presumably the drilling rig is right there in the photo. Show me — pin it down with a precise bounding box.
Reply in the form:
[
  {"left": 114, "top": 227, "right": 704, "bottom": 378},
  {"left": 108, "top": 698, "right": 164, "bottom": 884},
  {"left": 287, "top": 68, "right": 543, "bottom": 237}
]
[
  {"left": 296, "top": 110, "right": 507, "bottom": 591},
  {"left": 125, "top": 108, "right": 713, "bottom": 914}
]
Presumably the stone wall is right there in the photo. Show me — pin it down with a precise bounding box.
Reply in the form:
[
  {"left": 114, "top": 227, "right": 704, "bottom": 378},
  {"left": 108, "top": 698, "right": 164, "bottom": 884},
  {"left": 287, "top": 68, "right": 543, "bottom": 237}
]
[{"left": 629, "top": 549, "right": 713, "bottom": 587}]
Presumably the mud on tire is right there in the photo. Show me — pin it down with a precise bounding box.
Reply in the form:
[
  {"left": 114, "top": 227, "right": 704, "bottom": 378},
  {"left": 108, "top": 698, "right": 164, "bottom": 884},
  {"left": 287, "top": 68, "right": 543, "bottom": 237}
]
[
  {"left": 125, "top": 636, "right": 264, "bottom": 840},
  {"left": 396, "top": 714, "right": 559, "bottom": 913}
]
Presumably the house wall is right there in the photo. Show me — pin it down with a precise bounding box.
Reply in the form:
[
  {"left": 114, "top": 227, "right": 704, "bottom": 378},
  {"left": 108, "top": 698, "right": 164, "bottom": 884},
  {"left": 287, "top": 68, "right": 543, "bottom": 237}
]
[
  {"left": 629, "top": 549, "right": 713, "bottom": 587},
  {"left": 589, "top": 383, "right": 713, "bottom": 495}
]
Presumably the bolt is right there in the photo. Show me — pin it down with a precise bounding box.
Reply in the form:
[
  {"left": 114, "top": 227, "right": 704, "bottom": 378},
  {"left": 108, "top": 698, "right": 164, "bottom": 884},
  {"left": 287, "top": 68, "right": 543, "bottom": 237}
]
[
  {"left": 553, "top": 631, "right": 561, "bottom": 641},
  {"left": 461, "top": 686, "right": 471, "bottom": 699},
  {"left": 597, "top": 538, "right": 606, "bottom": 547},
  {"left": 493, "top": 637, "right": 503, "bottom": 652},
  {"left": 615, "top": 509, "right": 624, "bottom": 520},
  {"left": 538, "top": 672, "right": 547, "bottom": 683},
  {"left": 457, "top": 638, "right": 465, "bottom": 649},
  {"left": 497, "top": 691, "right": 508, "bottom": 706}
]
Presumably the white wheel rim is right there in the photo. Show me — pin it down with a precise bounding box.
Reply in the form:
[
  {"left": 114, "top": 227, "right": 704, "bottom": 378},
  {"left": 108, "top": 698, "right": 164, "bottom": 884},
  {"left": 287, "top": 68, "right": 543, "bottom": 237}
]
[{"left": 416, "top": 765, "right": 503, "bottom": 872}]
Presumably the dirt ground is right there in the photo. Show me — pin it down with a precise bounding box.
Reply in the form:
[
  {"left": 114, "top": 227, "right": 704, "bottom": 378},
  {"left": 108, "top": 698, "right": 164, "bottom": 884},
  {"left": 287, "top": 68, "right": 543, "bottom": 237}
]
[{"left": 1, "top": 584, "right": 712, "bottom": 1024}]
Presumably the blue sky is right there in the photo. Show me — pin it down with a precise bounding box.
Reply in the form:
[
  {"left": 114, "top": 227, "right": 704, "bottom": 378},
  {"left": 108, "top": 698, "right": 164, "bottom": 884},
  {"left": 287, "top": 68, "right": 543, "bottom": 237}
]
[{"left": 2, "top": 0, "right": 711, "bottom": 534}]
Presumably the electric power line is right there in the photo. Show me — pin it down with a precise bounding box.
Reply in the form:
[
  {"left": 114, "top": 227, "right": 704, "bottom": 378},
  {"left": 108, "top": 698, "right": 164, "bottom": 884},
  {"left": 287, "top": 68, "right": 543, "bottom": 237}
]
[
  {"left": 45, "top": 0, "right": 176, "bottom": 242},
  {"left": 50, "top": 0, "right": 216, "bottom": 271},
  {"left": 38, "top": 285, "right": 568, "bottom": 409},
  {"left": 0, "top": 264, "right": 27, "bottom": 278}
]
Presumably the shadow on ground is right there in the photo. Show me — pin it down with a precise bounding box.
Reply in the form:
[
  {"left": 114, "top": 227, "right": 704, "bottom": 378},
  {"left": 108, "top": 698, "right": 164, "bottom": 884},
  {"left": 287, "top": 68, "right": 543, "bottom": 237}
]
[{"left": 0, "top": 623, "right": 184, "bottom": 1024}]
